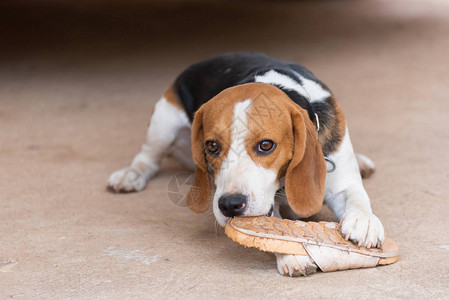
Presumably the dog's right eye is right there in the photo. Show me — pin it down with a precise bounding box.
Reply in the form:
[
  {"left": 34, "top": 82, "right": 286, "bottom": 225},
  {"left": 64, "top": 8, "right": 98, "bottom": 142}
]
[{"left": 205, "top": 140, "right": 221, "bottom": 156}]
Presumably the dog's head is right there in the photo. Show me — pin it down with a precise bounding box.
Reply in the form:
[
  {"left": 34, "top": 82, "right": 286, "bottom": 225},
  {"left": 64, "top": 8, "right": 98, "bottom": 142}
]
[{"left": 187, "top": 83, "right": 326, "bottom": 226}]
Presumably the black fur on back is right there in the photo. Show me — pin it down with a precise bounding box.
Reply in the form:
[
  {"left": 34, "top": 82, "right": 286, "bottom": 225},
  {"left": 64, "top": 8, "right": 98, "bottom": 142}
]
[{"left": 174, "top": 52, "right": 342, "bottom": 155}]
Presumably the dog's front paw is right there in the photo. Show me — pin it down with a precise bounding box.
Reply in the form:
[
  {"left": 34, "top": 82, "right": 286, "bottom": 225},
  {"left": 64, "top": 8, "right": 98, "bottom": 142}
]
[
  {"left": 107, "top": 167, "right": 147, "bottom": 193},
  {"left": 341, "top": 209, "right": 385, "bottom": 248},
  {"left": 275, "top": 253, "right": 317, "bottom": 277}
]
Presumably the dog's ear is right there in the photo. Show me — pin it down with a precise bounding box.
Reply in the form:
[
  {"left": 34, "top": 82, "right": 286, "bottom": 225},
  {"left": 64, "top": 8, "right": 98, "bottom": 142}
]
[
  {"left": 186, "top": 105, "right": 211, "bottom": 213},
  {"left": 285, "top": 105, "right": 326, "bottom": 217}
]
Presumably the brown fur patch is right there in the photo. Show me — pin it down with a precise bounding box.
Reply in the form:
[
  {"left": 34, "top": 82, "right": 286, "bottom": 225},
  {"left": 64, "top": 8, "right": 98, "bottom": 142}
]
[
  {"left": 333, "top": 98, "right": 347, "bottom": 148},
  {"left": 316, "top": 96, "right": 346, "bottom": 155},
  {"left": 163, "top": 84, "right": 184, "bottom": 110},
  {"left": 187, "top": 106, "right": 212, "bottom": 213}
]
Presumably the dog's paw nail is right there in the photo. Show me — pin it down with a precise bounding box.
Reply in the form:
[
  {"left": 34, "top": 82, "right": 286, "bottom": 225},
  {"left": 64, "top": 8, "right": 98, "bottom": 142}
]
[
  {"left": 377, "top": 240, "right": 383, "bottom": 248},
  {"left": 345, "top": 233, "right": 350, "bottom": 241}
]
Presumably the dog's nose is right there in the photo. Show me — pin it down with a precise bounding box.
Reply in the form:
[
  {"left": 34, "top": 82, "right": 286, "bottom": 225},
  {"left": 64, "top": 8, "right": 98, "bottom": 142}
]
[{"left": 218, "top": 194, "right": 247, "bottom": 218}]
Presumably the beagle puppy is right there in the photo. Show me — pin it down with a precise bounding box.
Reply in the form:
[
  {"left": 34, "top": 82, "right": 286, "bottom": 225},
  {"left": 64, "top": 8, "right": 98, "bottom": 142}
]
[{"left": 107, "top": 52, "right": 384, "bottom": 277}]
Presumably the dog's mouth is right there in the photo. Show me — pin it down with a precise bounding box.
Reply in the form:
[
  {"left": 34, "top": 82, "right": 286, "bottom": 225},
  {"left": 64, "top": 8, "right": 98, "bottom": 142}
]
[{"left": 222, "top": 205, "right": 274, "bottom": 224}]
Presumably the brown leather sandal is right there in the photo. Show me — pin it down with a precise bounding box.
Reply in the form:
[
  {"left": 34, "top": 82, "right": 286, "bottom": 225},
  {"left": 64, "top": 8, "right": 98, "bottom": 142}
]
[{"left": 225, "top": 216, "right": 399, "bottom": 273}]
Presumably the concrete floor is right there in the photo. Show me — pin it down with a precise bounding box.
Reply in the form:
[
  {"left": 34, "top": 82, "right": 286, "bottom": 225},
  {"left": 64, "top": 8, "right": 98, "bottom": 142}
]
[{"left": 1, "top": 0, "right": 448, "bottom": 298}]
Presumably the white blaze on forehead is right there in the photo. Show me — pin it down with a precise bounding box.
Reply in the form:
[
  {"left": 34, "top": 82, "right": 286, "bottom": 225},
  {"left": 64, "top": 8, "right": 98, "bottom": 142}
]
[
  {"left": 254, "top": 70, "right": 331, "bottom": 102},
  {"left": 212, "top": 99, "right": 279, "bottom": 226},
  {"left": 216, "top": 99, "right": 254, "bottom": 182},
  {"left": 227, "top": 99, "right": 252, "bottom": 164}
]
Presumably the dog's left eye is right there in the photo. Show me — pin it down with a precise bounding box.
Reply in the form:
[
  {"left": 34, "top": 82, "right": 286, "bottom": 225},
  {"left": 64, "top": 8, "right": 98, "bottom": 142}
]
[{"left": 256, "top": 140, "right": 276, "bottom": 154}]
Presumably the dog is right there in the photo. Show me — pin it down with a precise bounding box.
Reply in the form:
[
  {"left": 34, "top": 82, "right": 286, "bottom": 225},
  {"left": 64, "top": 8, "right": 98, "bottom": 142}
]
[{"left": 107, "top": 52, "right": 384, "bottom": 277}]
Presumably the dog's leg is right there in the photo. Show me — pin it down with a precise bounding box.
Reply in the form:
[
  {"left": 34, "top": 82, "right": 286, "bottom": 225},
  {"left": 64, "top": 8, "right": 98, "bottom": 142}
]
[
  {"left": 169, "top": 127, "right": 195, "bottom": 171},
  {"left": 273, "top": 193, "right": 318, "bottom": 277},
  {"left": 324, "top": 128, "right": 384, "bottom": 248},
  {"left": 107, "top": 96, "right": 190, "bottom": 192},
  {"left": 275, "top": 253, "right": 318, "bottom": 277}
]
